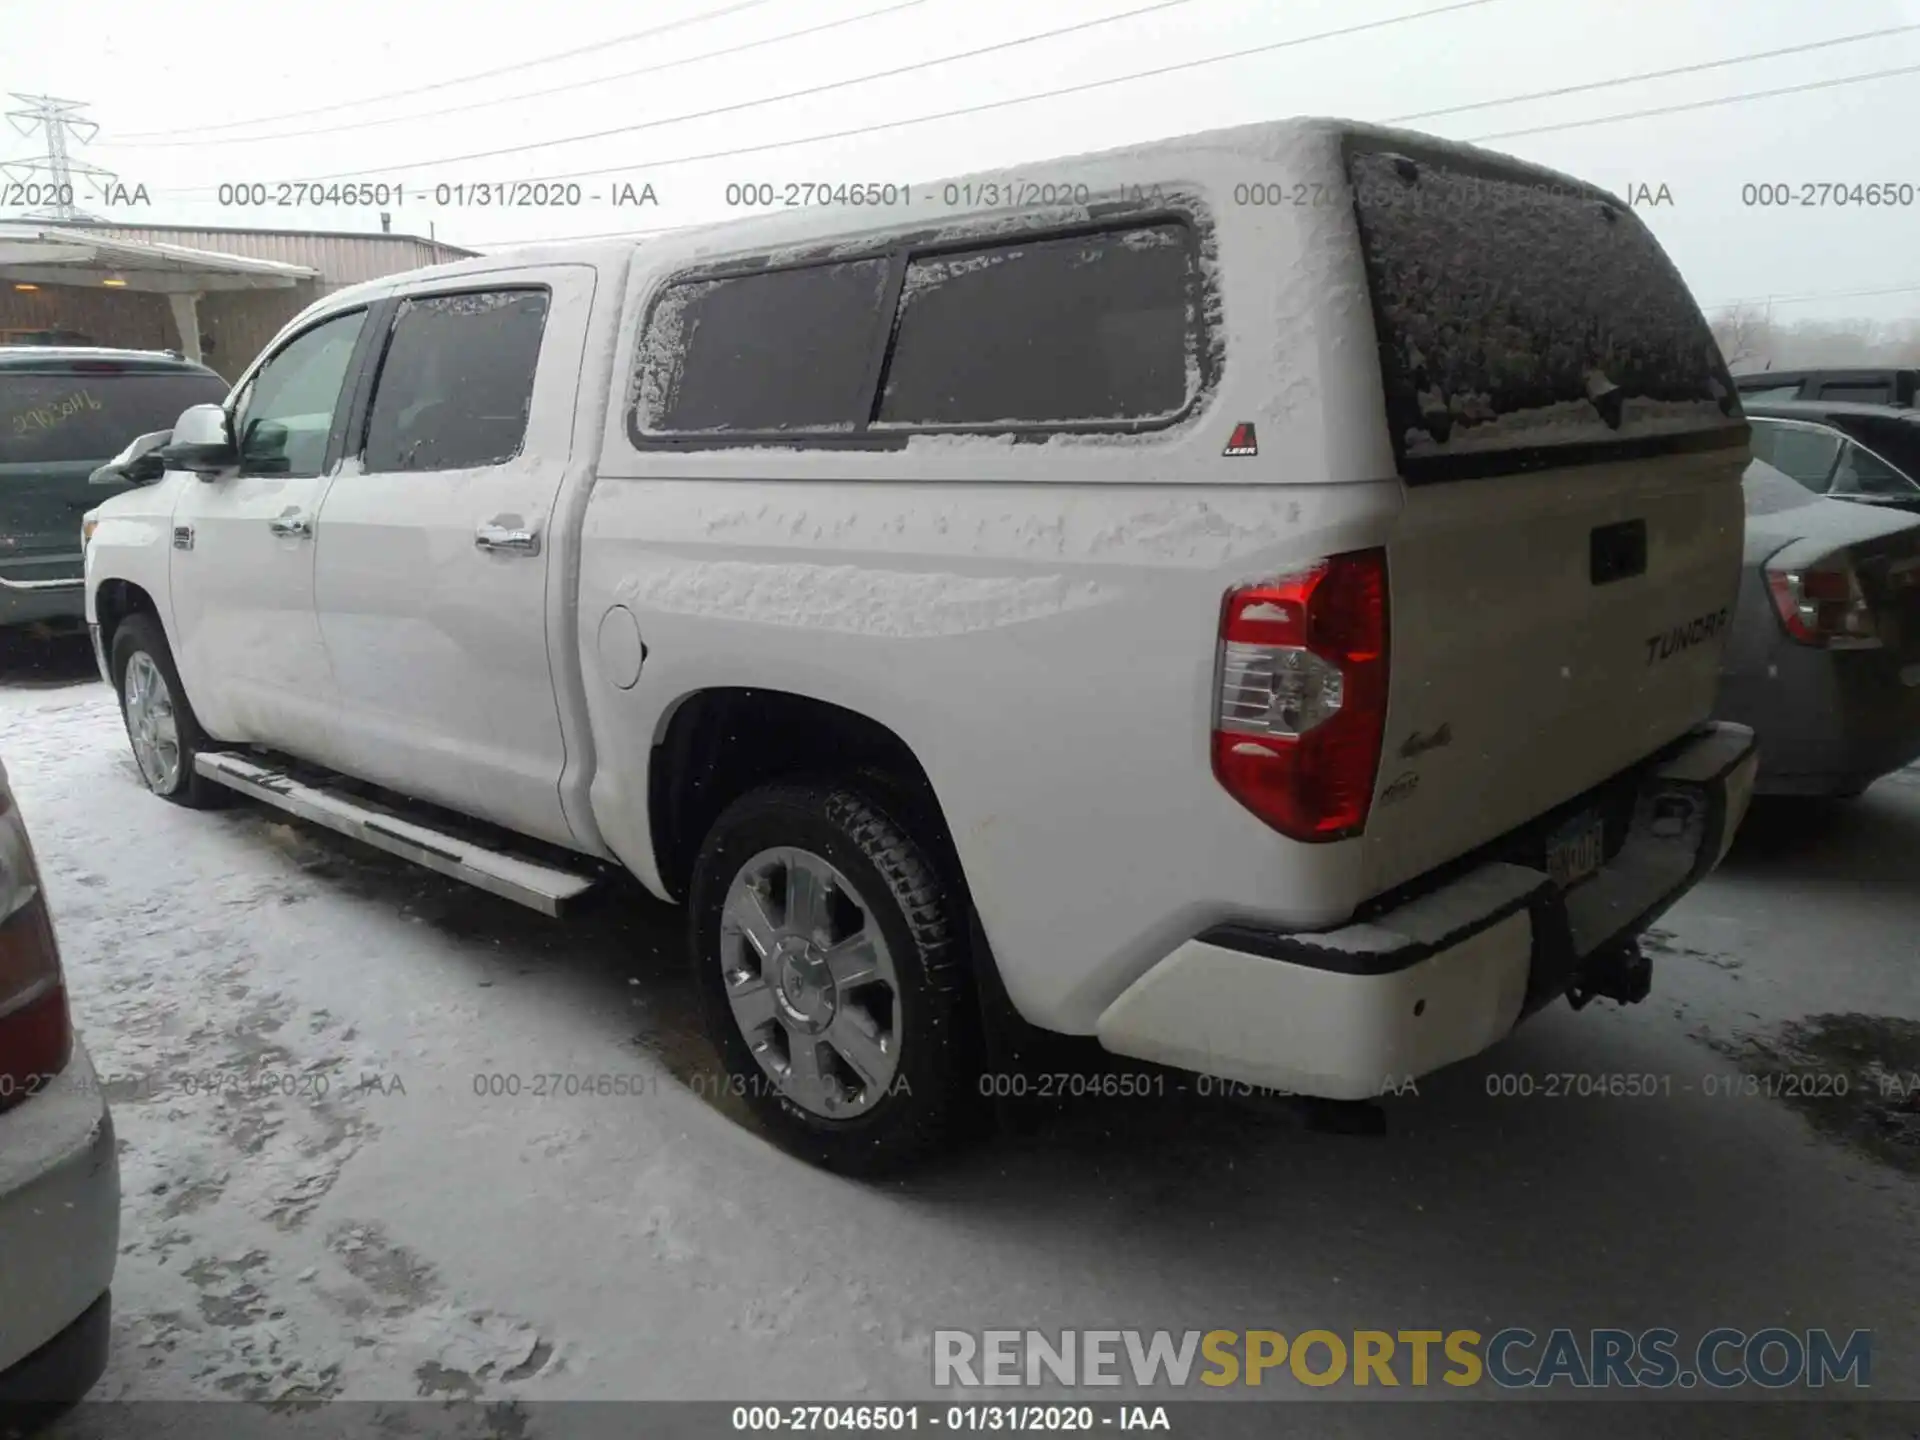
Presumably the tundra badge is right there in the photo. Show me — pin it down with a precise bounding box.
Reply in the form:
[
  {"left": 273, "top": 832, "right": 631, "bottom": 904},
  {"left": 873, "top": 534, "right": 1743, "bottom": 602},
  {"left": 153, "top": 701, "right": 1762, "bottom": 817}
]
[{"left": 1645, "top": 606, "right": 1728, "bottom": 665}]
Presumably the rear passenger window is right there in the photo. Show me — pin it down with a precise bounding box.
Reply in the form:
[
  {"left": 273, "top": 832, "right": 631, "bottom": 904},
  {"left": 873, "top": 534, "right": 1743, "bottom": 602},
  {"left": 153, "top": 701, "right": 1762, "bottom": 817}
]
[
  {"left": 875, "top": 224, "right": 1195, "bottom": 427},
  {"left": 362, "top": 289, "right": 549, "bottom": 473},
  {"left": 637, "top": 259, "right": 892, "bottom": 433},
  {"left": 1831, "top": 442, "right": 1918, "bottom": 496},
  {"left": 1750, "top": 420, "right": 1842, "bottom": 492}
]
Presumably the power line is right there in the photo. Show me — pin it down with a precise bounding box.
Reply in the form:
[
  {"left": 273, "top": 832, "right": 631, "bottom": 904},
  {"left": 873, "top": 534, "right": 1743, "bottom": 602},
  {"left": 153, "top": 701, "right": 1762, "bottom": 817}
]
[
  {"left": 161, "top": 0, "right": 1499, "bottom": 198},
  {"left": 106, "top": 0, "right": 933, "bottom": 150},
  {"left": 1465, "top": 60, "right": 1920, "bottom": 142},
  {"left": 1701, "top": 282, "right": 1920, "bottom": 313},
  {"left": 465, "top": 222, "right": 687, "bottom": 247},
  {"left": 422, "top": 5, "right": 1920, "bottom": 202},
  {"left": 451, "top": 41, "right": 1920, "bottom": 249},
  {"left": 113, "top": 0, "right": 781, "bottom": 141},
  {"left": 159, "top": 0, "right": 1221, "bottom": 194},
  {"left": 1387, "top": 21, "right": 1920, "bottom": 123},
  {"left": 224, "top": 12, "right": 1920, "bottom": 253}
]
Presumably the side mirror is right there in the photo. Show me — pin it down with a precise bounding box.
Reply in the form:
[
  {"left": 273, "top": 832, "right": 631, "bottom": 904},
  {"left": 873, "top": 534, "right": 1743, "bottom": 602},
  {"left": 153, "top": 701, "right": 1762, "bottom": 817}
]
[
  {"left": 158, "top": 403, "right": 239, "bottom": 479},
  {"left": 89, "top": 429, "right": 174, "bottom": 487}
]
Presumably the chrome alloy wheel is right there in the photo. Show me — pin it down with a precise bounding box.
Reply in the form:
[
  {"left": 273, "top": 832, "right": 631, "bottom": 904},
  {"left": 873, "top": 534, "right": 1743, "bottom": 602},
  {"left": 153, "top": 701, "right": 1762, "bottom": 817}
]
[
  {"left": 719, "top": 846, "right": 903, "bottom": 1119},
  {"left": 122, "top": 651, "right": 182, "bottom": 793}
]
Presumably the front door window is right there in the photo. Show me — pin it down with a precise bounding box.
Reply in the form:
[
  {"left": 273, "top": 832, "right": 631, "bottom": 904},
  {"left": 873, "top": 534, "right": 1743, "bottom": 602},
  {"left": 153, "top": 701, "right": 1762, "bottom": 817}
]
[{"left": 236, "top": 310, "right": 368, "bottom": 478}]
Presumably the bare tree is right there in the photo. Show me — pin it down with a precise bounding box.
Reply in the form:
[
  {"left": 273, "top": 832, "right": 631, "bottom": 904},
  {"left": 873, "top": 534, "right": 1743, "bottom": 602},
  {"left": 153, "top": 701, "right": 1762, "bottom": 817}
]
[
  {"left": 1709, "top": 303, "right": 1775, "bottom": 371},
  {"left": 1710, "top": 307, "right": 1920, "bottom": 370}
]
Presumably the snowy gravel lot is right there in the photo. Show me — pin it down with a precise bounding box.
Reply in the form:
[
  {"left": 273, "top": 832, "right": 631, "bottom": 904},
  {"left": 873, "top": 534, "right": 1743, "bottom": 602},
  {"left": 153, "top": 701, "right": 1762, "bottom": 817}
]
[{"left": 2, "top": 634, "right": 1915, "bottom": 1435}]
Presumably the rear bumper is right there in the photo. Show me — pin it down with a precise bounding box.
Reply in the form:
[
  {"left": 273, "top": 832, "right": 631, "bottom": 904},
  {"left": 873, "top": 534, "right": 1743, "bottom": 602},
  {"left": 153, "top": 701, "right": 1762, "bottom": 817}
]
[
  {"left": 0, "top": 557, "right": 86, "bottom": 628},
  {"left": 0, "top": 1043, "right": 121, "bottom": 1394},
  {"left": 1096, "top": 723, "right": 1758, "bottom": 1099},
  {"left": 0, "top": 1291, "right": 110, "bottom": 1411},
  {"left": 0, "top": 579, "right": 85, "bottom": 629},
  {"left": 1718, "top": 647, "right": 1920, "bottom": 796}
]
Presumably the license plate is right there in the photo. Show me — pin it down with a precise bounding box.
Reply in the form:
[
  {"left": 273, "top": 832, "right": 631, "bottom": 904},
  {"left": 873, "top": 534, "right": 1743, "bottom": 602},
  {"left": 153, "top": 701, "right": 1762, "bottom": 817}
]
[{"left": 1547, "top": 811, "right": 1605, "bottom": 891}]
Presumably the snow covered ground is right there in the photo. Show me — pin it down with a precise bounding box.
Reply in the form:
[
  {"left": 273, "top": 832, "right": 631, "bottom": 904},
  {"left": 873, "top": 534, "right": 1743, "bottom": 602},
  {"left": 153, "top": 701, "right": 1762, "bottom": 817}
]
[{"left": 1, "top": 635, "right": 1914, "bottom": 1435}]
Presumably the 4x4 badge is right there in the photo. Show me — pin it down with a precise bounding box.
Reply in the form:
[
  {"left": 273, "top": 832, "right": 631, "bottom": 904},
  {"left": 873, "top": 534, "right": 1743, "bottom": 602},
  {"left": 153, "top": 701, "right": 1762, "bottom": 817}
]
[{"left": 1223, "top": 422, "right": 1258, "bottom": 457}]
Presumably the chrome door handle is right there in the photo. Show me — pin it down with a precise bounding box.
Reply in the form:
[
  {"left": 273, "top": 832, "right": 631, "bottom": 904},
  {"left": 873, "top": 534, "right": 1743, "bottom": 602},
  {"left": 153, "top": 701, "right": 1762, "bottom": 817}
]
[
  {"left": 268, "top": 511, "right": 313, "bottom": 538},
  {"left": 475, "top": 523, "right": 541, "bottom": 556}
]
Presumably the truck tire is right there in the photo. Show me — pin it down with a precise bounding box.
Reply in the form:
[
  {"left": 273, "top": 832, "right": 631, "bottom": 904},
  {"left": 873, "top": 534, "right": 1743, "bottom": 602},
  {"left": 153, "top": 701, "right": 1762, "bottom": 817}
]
[
  {"left": 689, "top": 779, "right": 982, "bottom": 1176},
  {"left": 109, "top": 613, "right": 228, "bottom": 809}
]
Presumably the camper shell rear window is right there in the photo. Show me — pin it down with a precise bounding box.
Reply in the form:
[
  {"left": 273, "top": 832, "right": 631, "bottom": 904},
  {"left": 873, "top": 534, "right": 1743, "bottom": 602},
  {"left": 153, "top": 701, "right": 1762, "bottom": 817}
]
[{"left": 1344, "top": 140, "right": 1744, "bottom": 482}]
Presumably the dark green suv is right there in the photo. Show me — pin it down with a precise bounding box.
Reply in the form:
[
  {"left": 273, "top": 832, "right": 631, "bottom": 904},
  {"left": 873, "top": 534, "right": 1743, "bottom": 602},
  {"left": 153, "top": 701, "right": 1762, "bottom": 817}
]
[{"left": 1, "top": 349, "right": 228, "bottom": 630}]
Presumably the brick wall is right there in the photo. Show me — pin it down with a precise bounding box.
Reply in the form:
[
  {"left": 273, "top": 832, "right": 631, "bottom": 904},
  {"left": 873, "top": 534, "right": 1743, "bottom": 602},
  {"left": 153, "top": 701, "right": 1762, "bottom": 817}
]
[
  {"left": 0, "top": 281, "right": 325, "bottom": 383},
  {"left": 0, "top": 283, "right": 175, "bottom": 350}
]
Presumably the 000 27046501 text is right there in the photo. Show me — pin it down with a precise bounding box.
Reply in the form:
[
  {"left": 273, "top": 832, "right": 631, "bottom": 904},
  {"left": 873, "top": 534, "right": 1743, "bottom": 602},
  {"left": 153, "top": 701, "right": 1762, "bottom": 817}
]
[{"left": 467, "top": 1069, "right": 844, "bottom": 1100}]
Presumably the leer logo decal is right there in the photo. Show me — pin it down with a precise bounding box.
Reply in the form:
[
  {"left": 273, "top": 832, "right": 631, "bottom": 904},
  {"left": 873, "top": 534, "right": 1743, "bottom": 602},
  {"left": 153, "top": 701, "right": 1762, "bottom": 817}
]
[{"left": 1223, "top": 422, "right": 1258, "bottom": 457}]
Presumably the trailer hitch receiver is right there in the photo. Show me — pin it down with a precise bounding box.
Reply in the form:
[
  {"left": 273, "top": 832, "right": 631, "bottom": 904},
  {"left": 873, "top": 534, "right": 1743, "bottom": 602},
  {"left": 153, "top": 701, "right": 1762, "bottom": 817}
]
[{"left": 1567, "top": 937, "right": 1653, "bottom": 1011}]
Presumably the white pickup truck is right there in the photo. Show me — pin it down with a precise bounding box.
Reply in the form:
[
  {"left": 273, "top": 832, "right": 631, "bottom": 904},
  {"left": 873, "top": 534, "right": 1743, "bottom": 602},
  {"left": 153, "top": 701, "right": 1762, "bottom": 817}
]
[{"left": 83, "top": 119, "right": 1759, "bottom": 1173}]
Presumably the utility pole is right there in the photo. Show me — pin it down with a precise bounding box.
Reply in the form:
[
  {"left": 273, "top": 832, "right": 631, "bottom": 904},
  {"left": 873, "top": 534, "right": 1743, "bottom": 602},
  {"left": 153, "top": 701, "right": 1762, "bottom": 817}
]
[{"left": 1, "top": 94, "right": 117, "bottom": 222}]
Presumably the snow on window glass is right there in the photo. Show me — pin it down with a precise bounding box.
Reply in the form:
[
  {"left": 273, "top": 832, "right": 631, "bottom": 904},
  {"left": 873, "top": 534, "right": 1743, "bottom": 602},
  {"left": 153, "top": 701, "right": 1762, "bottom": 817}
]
[
  {"left": 636, "top": 258, "right": 891, "bottom": 434},
  {"left": 876, "top": 222, "right": 1196, "bottom": 427},
  {"left": 1347, "top": 150, "right": 1735, "bottom": 465},
  {"left": 363, "top": 289, "right": 549, "bottom": 474}
]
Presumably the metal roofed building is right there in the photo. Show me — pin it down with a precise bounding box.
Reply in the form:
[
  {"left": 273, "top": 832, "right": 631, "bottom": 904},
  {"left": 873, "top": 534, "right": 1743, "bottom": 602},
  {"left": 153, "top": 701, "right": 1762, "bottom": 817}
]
[{"left": 0, "top": 221, "right": 473, "bottom": 380}]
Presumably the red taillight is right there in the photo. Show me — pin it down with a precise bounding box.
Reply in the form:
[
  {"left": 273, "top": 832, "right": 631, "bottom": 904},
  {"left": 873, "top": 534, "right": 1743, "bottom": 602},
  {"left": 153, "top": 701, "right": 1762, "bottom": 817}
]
[
  {"left": 1765, "top": 549, "right": 1882, "bottom": 650},
  {"left": 0, "top": 782, "right": 71, "bottom": 1114},
  {"left": 1212, "top": 548, "right": 1390, "bottom": 841}
]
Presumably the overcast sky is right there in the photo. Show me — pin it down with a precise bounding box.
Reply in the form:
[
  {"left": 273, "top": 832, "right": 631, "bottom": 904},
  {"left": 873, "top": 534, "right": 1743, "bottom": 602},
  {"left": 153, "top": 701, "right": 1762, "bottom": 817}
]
[{"left": 4, "top": 0, "right": 1918, "bottom": 322}]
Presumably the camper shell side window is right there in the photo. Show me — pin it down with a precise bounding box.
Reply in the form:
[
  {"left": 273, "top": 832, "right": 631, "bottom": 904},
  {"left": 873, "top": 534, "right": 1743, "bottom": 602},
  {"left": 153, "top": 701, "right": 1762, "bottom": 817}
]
[{"left": 627, "top": 206, "right": 1210, "bottom": 451}]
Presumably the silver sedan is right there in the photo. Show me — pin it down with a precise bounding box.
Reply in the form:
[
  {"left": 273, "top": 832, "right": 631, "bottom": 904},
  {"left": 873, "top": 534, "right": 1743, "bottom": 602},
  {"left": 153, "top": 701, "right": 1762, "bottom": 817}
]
[{"left": 1715, "top": 459, "right": 1920, "bottom": 797}]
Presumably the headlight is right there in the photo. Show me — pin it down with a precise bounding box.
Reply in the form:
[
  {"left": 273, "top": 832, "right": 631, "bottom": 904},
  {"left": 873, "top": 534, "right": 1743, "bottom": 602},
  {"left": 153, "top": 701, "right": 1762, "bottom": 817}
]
[{"left": 81, "top": 515, "right": 98, "bottom": 547}]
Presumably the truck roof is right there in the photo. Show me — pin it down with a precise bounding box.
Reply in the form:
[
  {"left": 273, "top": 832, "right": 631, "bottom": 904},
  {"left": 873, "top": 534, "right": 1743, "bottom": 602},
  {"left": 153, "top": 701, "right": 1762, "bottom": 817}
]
[
  {"left": 311, "top": 239, "right": 645, "bottom": 314},
  {"left": 321, "top": 116, "right": 1623, "bottom": 309}
]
